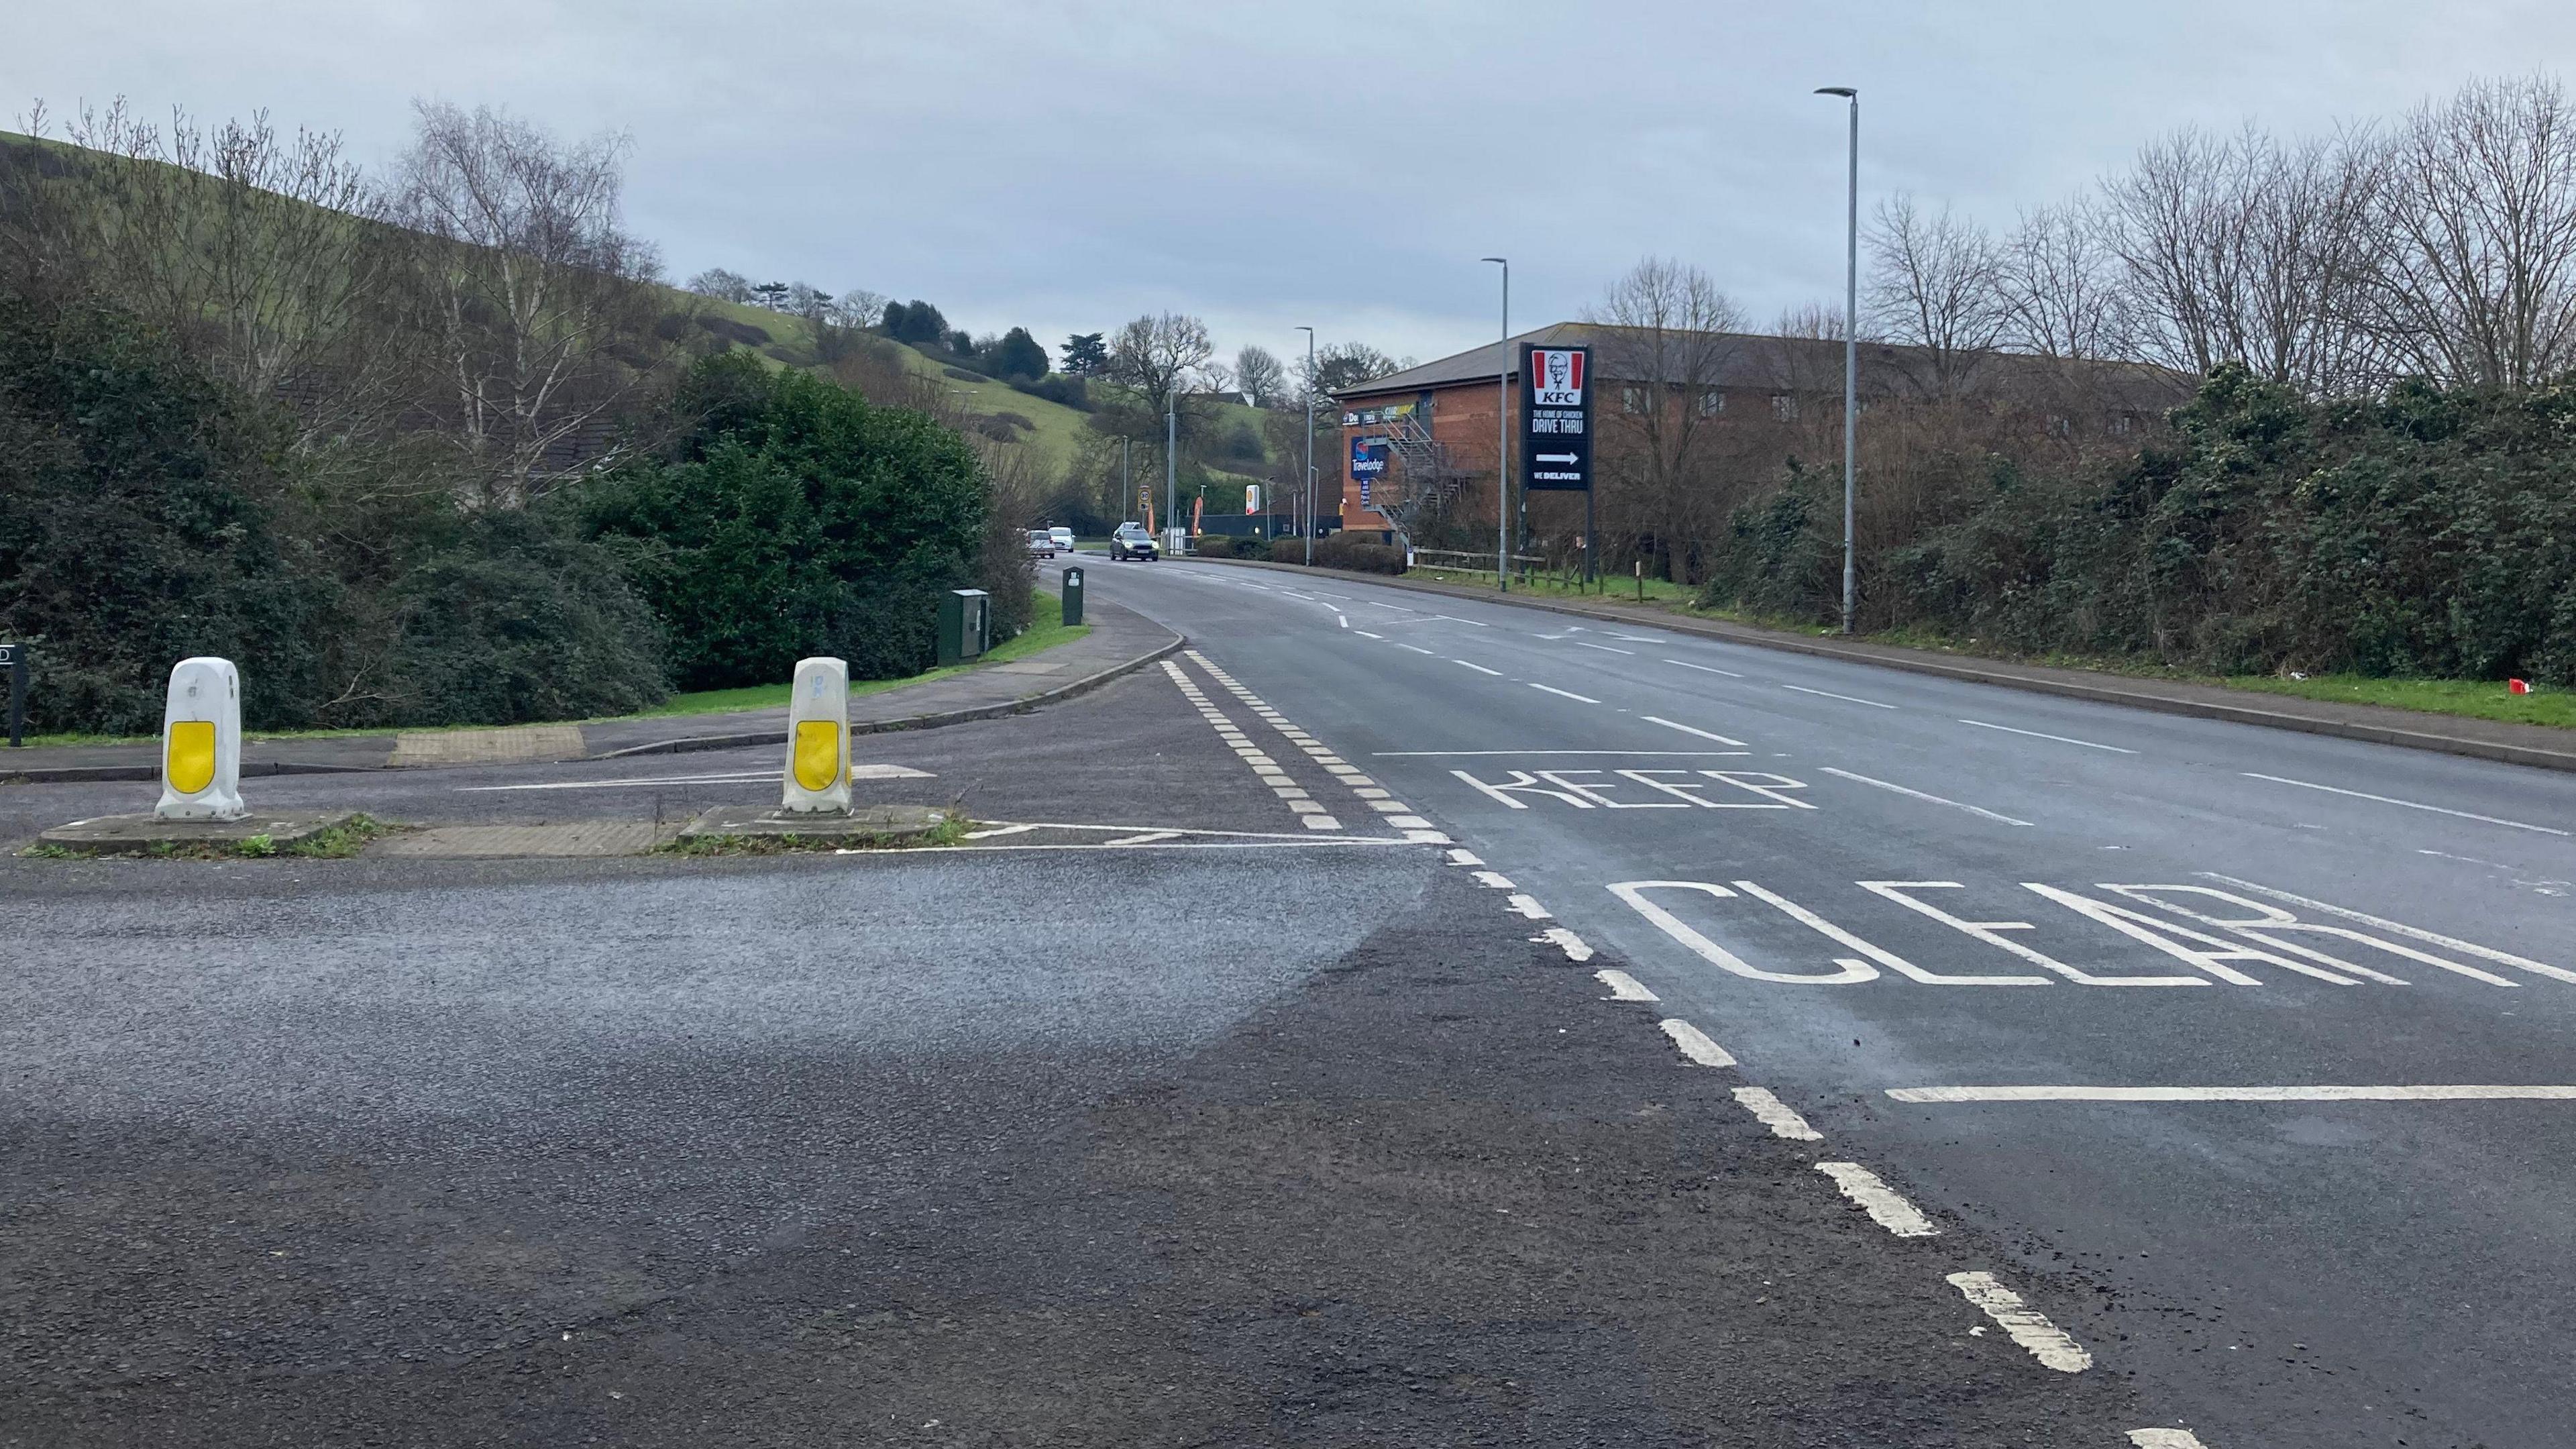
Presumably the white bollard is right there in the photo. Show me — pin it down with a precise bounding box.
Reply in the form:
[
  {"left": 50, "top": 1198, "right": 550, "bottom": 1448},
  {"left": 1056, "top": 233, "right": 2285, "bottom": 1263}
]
[
  {"left": 782, "top": 656, "right": 851, "bottom": 813},
  {"left": 155, "top": 656, "right": 246, "bottom": 821}
]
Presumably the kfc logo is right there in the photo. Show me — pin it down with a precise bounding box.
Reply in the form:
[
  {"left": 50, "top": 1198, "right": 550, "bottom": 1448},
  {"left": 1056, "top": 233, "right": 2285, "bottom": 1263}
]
[{"left": 1531, "top": 348, "right": 1585, "bottom": 405}]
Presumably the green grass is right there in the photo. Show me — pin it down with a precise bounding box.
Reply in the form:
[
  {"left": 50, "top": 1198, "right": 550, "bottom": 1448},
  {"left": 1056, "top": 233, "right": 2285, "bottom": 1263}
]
[
  {"left": 637, "top": 590, "right": 1089, "bottom": 717},
  {"left": 2212, "top": 673, "right": 2576, "bottom": 729}
]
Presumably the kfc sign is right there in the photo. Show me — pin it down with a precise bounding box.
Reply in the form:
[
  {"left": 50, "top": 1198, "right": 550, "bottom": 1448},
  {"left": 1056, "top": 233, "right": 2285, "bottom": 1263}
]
[
  {"left": 1519, "top": 343, "right": 1594, "bottom": 492},
  {"left": 1529, "top": 348, "right": 1587, "bottom": 407}
]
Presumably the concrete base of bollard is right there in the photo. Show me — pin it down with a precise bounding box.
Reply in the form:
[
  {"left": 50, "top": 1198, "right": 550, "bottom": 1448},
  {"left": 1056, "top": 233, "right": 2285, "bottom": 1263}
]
[
  {"left": 36, "top": 810, "right": 362, "bottom": 856},
  {"left": 678, "top": 802, "right": 949, "bottom": 849}
]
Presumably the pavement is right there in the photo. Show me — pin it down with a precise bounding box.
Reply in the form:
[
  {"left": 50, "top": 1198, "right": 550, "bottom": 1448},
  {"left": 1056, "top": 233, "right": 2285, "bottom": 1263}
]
[
  {"left": 1, "top": 653, "right": 2150, "bottom": 1445},
  {"left": 1034, "top": 553, "right": 2576, "bottom": 1449},
  {"left": 0, "top": 592, "right": 1179, "bottom": 783}
]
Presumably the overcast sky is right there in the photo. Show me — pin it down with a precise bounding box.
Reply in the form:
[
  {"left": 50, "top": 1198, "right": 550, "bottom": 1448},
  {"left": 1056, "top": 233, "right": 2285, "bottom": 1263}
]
[{"left": 15, "top": 1, "right": 2576, "bottom": 372}]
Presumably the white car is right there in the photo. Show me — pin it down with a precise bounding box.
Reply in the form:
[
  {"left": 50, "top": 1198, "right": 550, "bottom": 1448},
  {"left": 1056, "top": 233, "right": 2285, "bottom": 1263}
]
[{"left": 1048, "top": 527, "right": 1075, "bottom": 553}]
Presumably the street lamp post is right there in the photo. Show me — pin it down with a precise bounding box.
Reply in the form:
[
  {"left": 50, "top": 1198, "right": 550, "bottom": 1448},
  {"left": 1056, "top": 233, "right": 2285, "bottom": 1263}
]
[
  {"left": 1815, "top": 86, "right": 1860, "bottom": 635},
  {"left": 1165, "top": 388, "right": 1177, "bottom": 550},
  {"left": 1296, "top": 325, "right": 1317, "bottom": 566},
  {"left": 1481, "top": 256, "right": 1509, "bottom": 592}
]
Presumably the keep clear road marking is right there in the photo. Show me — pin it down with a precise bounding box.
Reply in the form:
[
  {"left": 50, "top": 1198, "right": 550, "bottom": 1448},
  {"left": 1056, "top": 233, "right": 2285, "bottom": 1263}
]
[
  {"left": 1957, "top": 718, "right": 2139, "bottom": 754},
  {"left": 1820, "top": 767, "right": 2035, "bottom": 828},
  {"left": 1665, "top": 658, "right": 1746, "bottom": 678},
  {"left": 2241, "top": 771, "right": 2572, "bottom": 837},
  {"left": 2198, "top": 872, "right": 2576, "bottom": 984},
  {"left": 1452, "top": 659, "right": 1505, "bottom": 676},
  {"left": 1815, "top": 1161, "right": 1940, "bottom": 1237},
  {"left": 1889, "top": 1084, "right": 2576, "bottom": 1104},
  {"left": 1946, "top": 1272, "right": 2092, "bottom": 1373},
  {"left": 1782, "top": 683, "right": 1898, "bottom": 709},
  {"left": 1641, "top": 714, "right": 1749, "bottom": 746},
  {"left": 1528, "top": 682, "right": 1602, "bottom": 704}
]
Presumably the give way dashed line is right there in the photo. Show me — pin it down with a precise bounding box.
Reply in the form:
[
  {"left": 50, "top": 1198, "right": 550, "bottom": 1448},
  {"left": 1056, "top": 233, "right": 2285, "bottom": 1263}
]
[{"left": 1184, "top": 651, "right": 1447, "bottom": 842}]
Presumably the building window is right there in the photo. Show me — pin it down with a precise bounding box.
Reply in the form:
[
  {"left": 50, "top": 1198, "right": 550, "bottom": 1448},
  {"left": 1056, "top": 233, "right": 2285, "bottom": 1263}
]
[
  {"left": 1620, "top": 386, "right": 1644, "bottom": 415},
  {"left": 2047, "top": 414, "right": 2071, "bottom": 439},
  {"left": 1770, "top": 394, "right": 1797, "bottom": 422},
  {"left": 1698, "top": 389, "right": 1725, "bottom": 417},
  {"left": 2110, "top": 413, "right": 2134, "bottom": 436}
]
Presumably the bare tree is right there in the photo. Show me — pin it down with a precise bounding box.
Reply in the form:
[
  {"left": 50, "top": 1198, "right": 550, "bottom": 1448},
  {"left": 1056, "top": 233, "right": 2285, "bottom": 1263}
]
[
  {"left": 2368, "top": 74, "right": 2576, "bottom": 388},
  {"left": 386, "top": 101, "right": 672, "bottom": 505},
  {"left": 1866, "top": 193, "right": 2008, "bottom": 396},
  {"left": 1585, "top": 257, "right": 1746, "bottom": 582},
  {"left": 1998, "top": 200, "right": 2127, "bottom": 360},
  {"left": 1235, "top": 343, "right": 1286, "bottom": 407},
  {"left": 686, "top": 267, "right": 753, "bottom": 303},
  {"left": 1771, "top": 301, "right": 1847, "bottom": 340}
]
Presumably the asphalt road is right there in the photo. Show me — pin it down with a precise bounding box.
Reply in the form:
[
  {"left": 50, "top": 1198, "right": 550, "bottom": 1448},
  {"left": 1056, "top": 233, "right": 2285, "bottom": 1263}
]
[
  {"left": 2, "top": 649, "right": 2155, "bottom": 1444},
  {"left": 1059, "top": 553, "right": 2576, "bottom": 1449}
]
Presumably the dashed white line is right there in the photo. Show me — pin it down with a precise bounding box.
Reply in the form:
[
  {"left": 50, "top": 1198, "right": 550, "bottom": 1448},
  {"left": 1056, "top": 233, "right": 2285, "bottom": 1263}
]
[
  {"left": 1336, "top": 615, "right": 1349, "bottom": 629},
  {"left": 1664, "top": 658, "right": 1745, "bottom": 678},
  {"left": 1536, "top": 927, "right": 1595, "bottom": 961},
  {"left": 1820, "top": 767, "right": 2034, "bottom": 827},
  {"left": 1355, "top": 630, "right": 1385, "bottom": 639},
  {"left": 1640, "top": 715, "right": 1749, "bottom": 746},
  {"left": 1393, "top": 643, "right": 1438, "bottom": 655},
  {"left": 1815, "top": 1161, "right": 1939, "bottom": 1237},
  {"left": 1471, "top": 870, "right": 1517, "bottom": 890},
  {"left": 1505, "top": 893, "right": 1553, "bottom": 919},
  {"left": 1527, "top": 683, "right": 1601, "bottom": 704},
  {"left": 1658, "top": 1018, "right": 1738, "bottom": 1067},
  {"left": 1782, "top": 683, "right": 1896, "bottom": 709},
  {"left": 1945, "top": 1272, "right": 2092, "bottom": 1372},
  {"left": 1594, "top": 969, "right": 1658, "bottom": 1001},
  {"left": 2241, "top": 772, "right": 2571, "bottom": 837},
  {"left": 1573, "top": 641, "right": 1636, "bottom": 655},
  {"left": 1957, "top": 718, "right": 2139, "bottom": 754},
  {"left": 1888, "top": 1083, "right": 2576, "bottom": 1104},
  {"left": 1731, "top": 1086, "right": 1821, "bottom": 1140},
  {"left": 1452, "top": 659, "right": 1504, "bottom": 676},
  {"left": 2128, "top": 1430, "right": 2213, "bottom": 1448}
]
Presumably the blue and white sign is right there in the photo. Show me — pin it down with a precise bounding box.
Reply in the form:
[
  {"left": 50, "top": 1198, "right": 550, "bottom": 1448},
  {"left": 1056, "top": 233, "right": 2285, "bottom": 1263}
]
[{"left": 1350, "top": 435, "right": 1389, "bottom": 508}]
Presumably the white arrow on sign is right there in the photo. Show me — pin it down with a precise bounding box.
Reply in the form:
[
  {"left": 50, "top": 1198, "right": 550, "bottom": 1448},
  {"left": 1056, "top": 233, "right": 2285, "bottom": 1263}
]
[{"left": 1536, "top": 452, "right": 1578, "bottom": 464}]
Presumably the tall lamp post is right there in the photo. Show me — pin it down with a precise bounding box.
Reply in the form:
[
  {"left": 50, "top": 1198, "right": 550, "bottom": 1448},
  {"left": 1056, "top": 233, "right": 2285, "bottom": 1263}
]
[
  {"left": 1481, "top": 256, "right": 1509, "bottom": 591},
  {"left": 1296, "top": 325, "right": 1317, "bottom": 565},
  {"left": 1815, "top": 86, "right": 1859, "bottom": 635},
  {"left": 1165, "top": 388, "right": 1178, "bottom": 550}
]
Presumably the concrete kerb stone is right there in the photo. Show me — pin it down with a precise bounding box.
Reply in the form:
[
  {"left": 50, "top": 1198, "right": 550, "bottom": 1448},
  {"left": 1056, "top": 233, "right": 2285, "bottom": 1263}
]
[
  {"left": 36, "top": 809, "right": 362, "bottom": 856},
  {"left": 678, "top": 801, "right": 949, "bottom": 848},
  {"left": 1187, "top": 552, "right": 2576, "bottom": 776}
]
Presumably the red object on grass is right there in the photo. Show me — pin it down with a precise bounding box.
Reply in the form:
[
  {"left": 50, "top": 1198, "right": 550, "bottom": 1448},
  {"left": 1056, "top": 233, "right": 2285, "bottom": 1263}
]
[{"left": 2509, "top": 679, "right": 2533, "bottom": 694}]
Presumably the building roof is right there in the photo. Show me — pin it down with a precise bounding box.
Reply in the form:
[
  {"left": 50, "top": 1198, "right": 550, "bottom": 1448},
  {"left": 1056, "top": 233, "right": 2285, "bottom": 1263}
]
[{"left": 1332, "top": 321, "right": 2192, "bottom": 413}]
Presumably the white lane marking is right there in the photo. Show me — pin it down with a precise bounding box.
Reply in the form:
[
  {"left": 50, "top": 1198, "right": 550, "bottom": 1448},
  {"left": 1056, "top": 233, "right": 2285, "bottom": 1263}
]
[
  {"left": 927, "top": 838, "right": 1415, "bottom": 853},
  {"left": 1471, "top": 870, "right": 1517, "bottom": 890},
  {"left": 1393, "top": 643, "right": 1438, "bottom": 655},
  {"left": 1732, "top": 1085, "right": 1822, "bottom": 1140},
  {"left": 1609, "top": 633, "right": 1661, "bottom": 642},
  {"left": 961, "top": 823, "right": 1040, "bottom": 840},
  {"left": 975, "top": 820, "right": 1386, "bottom": 842},
  {"left": 1957, "top": 718, "right": 2139, "bottom": 754},
  {"left": 1429, "top": 614, "right": 1490, "bottom": 627},
  {"left": 1377, "top": 749, "right": 1748, "bottom": 757},
  {"left": 1452, "top": 659, "right": 1505, "bottom": 676},
  {"left": 458, "top": 763, "right": 932, "bottom": 792},
  {"left": 1536, "top": 927, "right": 1595, "bottom": 961},
  {"left": 1782, "top": 683, "right": 1896, "bottom": 708},
  {"left": 1302, "top": 815, "right": 1345, "bottom": 830},
  {"left": 2239, "top": 773, "right": 2571, "bottom": 837},
  {"left": 1821, "top": 767, "right": 2033, "bottom": 827},
  {"left": 1528, "top": 683, "right": 1602, "bottom": 704},
  {"left": 1815, "top": 1162, "right": 1939, "bottom": 1236},
  {"left": 1946, "top": 1272, "right": 2092, "bottom": 1372},
  {"left": 2129, "top": 1431, "right": 2213, "bottom": 1448},
  {"left": 1446, "top": 849, "right": 1485, "bottom": 866},
  {"left": 1573, "top": 641, "right": 1636, "bottom": 655},
  {"left": 1890, "top": 1083, "right": 2576, "bottom": 1104},
  {"left": 1336, "top": 615, "right": 1349, "bottom": 629},
  {"left": 1506, "top": 894, "right": 1553, "bottom": 919},
  {"left": 1355, "top": 630, "right": 1385, "bottom": 639},
  {"left": 1736, "top": 879, "right": 2048, "bottom": 985},
  {"left": 1658, "top": 1018, "right": 1737, "bottom": 1067},
  {"left": 1640, "top": 715, "right": 1749, "bottom": 746},
  {"left": 1665, "top": 658, "right": 1746, "bottom": 678},
  {"left": 1595, "top": 969, "right": 1658, "bottom": 1001},
  {"left": 1101, "top": 830, "right": 1183, "bottom": 847},
  {"left": 2196, "top": 873, "right": 2576, "bottom": 984}
]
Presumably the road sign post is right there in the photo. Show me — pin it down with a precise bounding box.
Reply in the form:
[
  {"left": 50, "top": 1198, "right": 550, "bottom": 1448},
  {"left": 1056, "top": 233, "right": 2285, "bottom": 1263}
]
[
  {"left": 0, "top": 642, "right": 24, "bottom": 747},
  {"left": 1519, "top": 343, "right": 1596, "bottom": 581}
]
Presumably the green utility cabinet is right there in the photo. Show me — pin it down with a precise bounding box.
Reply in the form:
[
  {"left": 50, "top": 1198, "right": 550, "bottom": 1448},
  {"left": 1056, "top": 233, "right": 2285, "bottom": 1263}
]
[
  {"left": 1061, "top": 568, "right": 1085, "bottom": 626},
  {"left": 938, "top": 588, "right": 991, "bottom": 666}
]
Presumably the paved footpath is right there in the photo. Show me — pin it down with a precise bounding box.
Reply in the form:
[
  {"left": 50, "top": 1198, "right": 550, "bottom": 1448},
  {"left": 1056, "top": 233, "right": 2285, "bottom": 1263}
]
[{"left": 0, "top": 596, "right": 1179, "bottom": 783}]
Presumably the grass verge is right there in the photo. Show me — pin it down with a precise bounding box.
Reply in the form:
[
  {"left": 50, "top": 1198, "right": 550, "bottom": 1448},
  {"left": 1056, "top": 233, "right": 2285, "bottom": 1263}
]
[{"left": 20, "top": 813, "right": 393, "bottom": 861}]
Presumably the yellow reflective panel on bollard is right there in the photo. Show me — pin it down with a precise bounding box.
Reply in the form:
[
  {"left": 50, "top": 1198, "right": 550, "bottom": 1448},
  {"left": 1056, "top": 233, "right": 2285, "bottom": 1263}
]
[
  {"left": 165, "top": 720, "right": 217, "bottom": 795},
  {"left": 792, "top": 719, "right": 843, "bottom": 793}
]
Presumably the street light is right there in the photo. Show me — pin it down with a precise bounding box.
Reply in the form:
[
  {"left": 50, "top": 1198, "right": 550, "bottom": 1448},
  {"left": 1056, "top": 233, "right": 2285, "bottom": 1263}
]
[
  {"left": 1296, "top": 325, "right": 1317, "bottom": 565},
  {"left": 1815, "top": 85, "right": 1859, "bottom": 635},
  {"left": 1481, "top": 256, "right": 1509, "bottom": 592}
]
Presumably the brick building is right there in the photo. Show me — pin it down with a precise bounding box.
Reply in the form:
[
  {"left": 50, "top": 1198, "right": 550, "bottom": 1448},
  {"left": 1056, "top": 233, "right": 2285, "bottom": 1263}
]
[{"left": 1328, "top": 322, "right": 2190, "bottom": 545}]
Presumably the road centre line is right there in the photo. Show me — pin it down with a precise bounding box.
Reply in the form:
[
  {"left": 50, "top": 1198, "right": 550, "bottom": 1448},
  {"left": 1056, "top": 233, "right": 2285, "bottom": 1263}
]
[
  {"left": 1820, "top": 767, "right": 2035, "bottom": 827},
  {"left": 1732, "top": 1086, "right": 1821, "bottom": 1140},
  {"left": 1452, "top": 659, "right": 1505, "bottom": 676},
  {"left": 1664, "top": 658, "right": 1746, "bottom": 678},
  {"left": 1337, "top": 616, "right": 1348, "bottom": 629},
  {"left": 1888, "top": 1084, "right": 2576, "bottom": 1103},
  {"left": 2241, "top": 771, "right": 2571, "bottom": 837},
  {"left": 2197, "top": 873, "right": 2576, "bottom": 983},
  {"left": 1782, "top": 683, "right": 1896, "bottom": 708},
  {"left": 1957, "top": 718, "right": 2139, "bottom": 754},
  {"left": 1815, "top": 1162, "right": 1939, "bottom": 1237},
  {"left": 1946, "top": 1272, "right": 2092, "bottom": 1373},
  {"left": 1658, "top": 1018, "right": 1738, "bottom": 1067},
  {"left": 1355, "top": 630, "right": 1385, "bottom": 639},
  {"left": 1574, "top": 641, "right": 1636, "bottom": 655},
  {"left": 1641, "top": 715, "right": 1749, "bottom": 746},
  {"left": 1393, "top": 643, "right": 1438, "bottom": 655},
  {"left": 1528, "top": 683, "right": 1602, "bottom": 704}
]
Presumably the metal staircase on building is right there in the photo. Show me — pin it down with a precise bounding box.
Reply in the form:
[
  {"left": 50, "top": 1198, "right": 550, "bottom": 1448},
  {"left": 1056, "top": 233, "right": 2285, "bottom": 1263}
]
[{"left": 1379, "top": 412, "right": 1477, "bottom": 517}]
